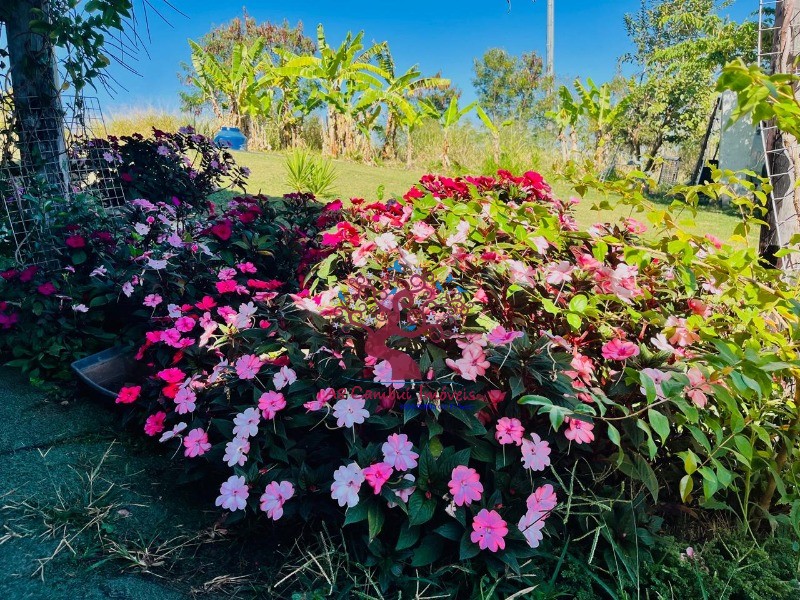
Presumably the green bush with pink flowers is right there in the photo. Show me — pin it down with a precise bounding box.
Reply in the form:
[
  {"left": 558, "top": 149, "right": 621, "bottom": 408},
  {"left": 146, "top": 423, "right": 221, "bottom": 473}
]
[{"left": 3, "top": 141, "right": 800, "bottom": 594}]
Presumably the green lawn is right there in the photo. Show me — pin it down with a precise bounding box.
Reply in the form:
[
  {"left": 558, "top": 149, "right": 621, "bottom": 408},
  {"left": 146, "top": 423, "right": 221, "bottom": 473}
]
[{"left": 232, "top": 151, "right": 758, "bottom": 246}]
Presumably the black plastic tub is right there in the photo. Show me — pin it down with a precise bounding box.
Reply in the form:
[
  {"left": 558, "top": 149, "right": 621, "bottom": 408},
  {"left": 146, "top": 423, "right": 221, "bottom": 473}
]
[{"left": 71, "top": 346, "right": 138, "bottom": 400}]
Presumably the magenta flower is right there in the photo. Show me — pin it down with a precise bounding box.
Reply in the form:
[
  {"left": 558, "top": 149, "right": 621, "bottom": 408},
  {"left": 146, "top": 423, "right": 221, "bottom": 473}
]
[
  {"left": 449, "top": 465, "right": 483, "bottom": 506},
  {"left": 527, "top": 483, "right": 557, "bottom": 513},
  {"left": 381, "top": 433, "right": 419, "bottom": 471},
  {"left": 232, "top": 407, "right": 260, "bottom": 438},
  {"left": 115, "top": 385, "right": 141, "bottom": 404},
  {"left": 157, "top": 367, "right": 185, "bottom": 383},
  {"left": 521, "top": 433, "right": 551, "bottom": 471},
  {"left": 495, "top": 417, "right": 524, "bottom": 446},
  {"left": 333, "top": 394, "right": 369, "bottom": 428},
  {"left": 563, "top": 417, "right": 595, "bottom": 444},
  {"left": 601, "top": 338, "right": 640, "bottom": 361},
  {"left": 470, "top": 509, "right": 508, "bottom": 552},
  {"left": 183, "top": 428, "right": 211, "bottom": 457},
  {"left": 215, "top": 475, "right": 249, "bottom": 511},
  {"left": 486, "top": 325, "right": 524, "bottom": 346},
  {"left": 258, "top": 391, "right": 286, "bottom": 420},
  {"left": 144, "top": 412, "right": 166, "bottom": 436},
  {"left": 235, "top": 354, "right": 262, "bottom": 380},
  {"left": 175, "top": 316, "right": 195, "bottom": 333},
  {"left": 331, "top": 463, "right": 364, "bottom": 508},
  {"left": 363, "top": 462, "right": 394, "bottom": 494},
  {"left": 37, "top": 282, "right": 56, "bottom": 296},
  {"left": 260, "top": 481, "right": 294, "bottom": 520}
]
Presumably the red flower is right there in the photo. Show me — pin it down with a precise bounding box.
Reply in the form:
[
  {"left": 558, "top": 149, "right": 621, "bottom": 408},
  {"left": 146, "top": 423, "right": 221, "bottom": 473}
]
[
  {"left": 65, "top": 235, "right": 86, "bottom": 249},
  {"left": 37, "top": 282, "right": 56, "bottom": 296},
  {"left": 216, "top": 280, "right": 238, "bottom": 294},
  {"left": 19, "top": 266, "right": 39, "bottom": 282},
  {"left": 210, "top": 219, "right": 233, "bottom": 241},
  {"left": 1, "top": 268, "right": 18, "bottom": 280},
  {"left": 403, "top": 186, "right": 424, "bottom": 201},
  {"left": 195, "top": 296, "right": 217, "bottom": 311},
  {"left": 247, "top": 279, "right": 283, "bottom": 290},
  {"left": 115, "top": 385, "right": 141, "bottom": 404},
  {"left": 120, "top": 172, "right": 133, "bottom": 182}
]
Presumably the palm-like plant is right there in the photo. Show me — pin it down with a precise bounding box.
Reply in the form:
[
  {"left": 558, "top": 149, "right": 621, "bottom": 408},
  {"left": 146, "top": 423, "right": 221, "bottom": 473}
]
[
  {"left": 188, "top": 38, "right": 274, "bottom": 136},
  {"left": 422, "top": 96, "right": 494, "bottom": 169},
  {"left": 279, "top": 25, "right": 389, "bottom": 158}
]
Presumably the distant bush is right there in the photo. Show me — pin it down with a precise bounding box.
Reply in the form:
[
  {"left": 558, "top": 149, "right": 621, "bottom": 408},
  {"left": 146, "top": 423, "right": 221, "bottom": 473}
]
[{"left": 284, "top": 148, "right": 338, "bottom": 197}]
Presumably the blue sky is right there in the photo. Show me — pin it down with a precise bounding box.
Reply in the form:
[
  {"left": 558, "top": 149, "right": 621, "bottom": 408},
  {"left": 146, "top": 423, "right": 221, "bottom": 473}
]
[{"left": 97, "top": 0, "right": 756, "bottom": 113}]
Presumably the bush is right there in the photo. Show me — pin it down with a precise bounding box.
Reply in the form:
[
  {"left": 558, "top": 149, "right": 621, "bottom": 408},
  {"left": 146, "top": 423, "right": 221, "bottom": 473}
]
[{"left": 284, "top": 148, "right": 338, "bottom": 197}]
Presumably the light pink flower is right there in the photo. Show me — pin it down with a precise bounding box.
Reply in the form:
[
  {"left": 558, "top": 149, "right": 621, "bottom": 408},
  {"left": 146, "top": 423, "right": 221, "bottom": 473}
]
[
  {"left": 470, "top": 509, "right": 508, "bottom": 552},
  {"left": 640, "top": 368, "right": 672, "bottom": 399},
  {"left": 333, "top": 394, "right": 369, "bottom": 428},
  {"left": 495, "top": 417, "right": 524, "bottom": 446},
  {"left": 258, "top": 391, "right": 286, "bottom": 420},
  {"left": 518, "top": 510, "right": 547, "bottom": 548},
  {"left": 235, "top": 354, "right": 262, "bottom": 380},
  {"left": 527, "top": 483, "right": 557, "bottom": 512},
  {"left": 570, "top": 354, "right": 594, "bottom": 380},
  {"left": 446, "top": 220, "right": 471, "bottom": 247},
  {"left": 375, "top": 232, "right": 398, "bottom": 252},
  {"left": 601, "top": 338, "right": 640, "bottom": 361},
  {"left": 449, "top": 465, "right": 483, "bottom": 506},
  {"left": 521, "top": 433, "right": 551, "bottom": 471},
  {"left": 305, "top": 387, "right": 335, "bottom": 411},
  {"left": 411, "top": 221, "right": 435, "bottom": 242},
  {"left": 389, "top": 474, "right": 416, "bottom": 506},
  {"left": 531, "top": 235, "right": 549, "bottom": 254},
  {"left": 363, "top": 462, "right": 394, "bottom": 494},
  {"left": 260, "top": 481, "right": 294, "bottom": 520},
  {"left": 218, "top": 267, "right": 237, "bottom": 281},
  {"left": 143, "top": 294, "right": 162, "bottom": 308},
  {"left": 382, "top": 433, "right": 419, "bottom": 471},
  {"left": 232, "top": 407, "right": 260, "bottom": 438},
  {"left": 374, "top": 359, "right": 404, "bottom": 389},
  {"left": 445, "top": 343, "right": 490, "bottom": 382},
  {"left": 486, "top": 325, "right": 524, "bottom": 346},
  {"left": 564, "top": 417, "right": 595, "bottom": 444},
  {"left": 273, "top": 365, "right": 297, "bottom": 390},
  {"left": 159, "top": 422, "right": 187, "bottom": 442},
  {"left": 183, "top": 428, "right": 211, "bottom": 457},
  {"left": 666, "top": 316, "right": 700, "bottom": 347},
  {"left": 215, "top": 475, "right": 249, "bottom": 511},
  {"left": 331, "top": 463, "right": 364, "bottom": 508},
  {"left": 174, "top": 387, "right": 197, "bottom": 414},
  {"left": 223, "top": 436, "right": 250, "bottom": 467},
  {"left": 545, "top": 261, "right": 574, "bottom": 285}
]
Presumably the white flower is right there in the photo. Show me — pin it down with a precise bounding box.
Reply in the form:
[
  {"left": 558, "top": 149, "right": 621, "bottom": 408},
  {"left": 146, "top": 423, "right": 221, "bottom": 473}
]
[
  {"left": 232, "top": 407, "right": 260, "bottom": 439},
  {"left": 330, "top": 463, "right": 364, "bottom": 508},
  {"left": 121, "top": 281, "right": 134, "bottom": 297},
  {"left": 333, "top": 394, "right": 369, "bottom": 428},
  {"left": 375, "top": 232, "right": 398, "bottom": 252},
  {"left": 147, "top": 258, "right": 168, "bottom": 270},
  {"left": 223, "top": 436, "right": 250, "bottom": 467},
  {"left": 273, "top": 366, "right": 297, "bottom": 390},
  {"left": 159, "top": 422, "right": 187, "bottom": 442},
  {"left": 134, "top": 223, "right": 151, "bottom": 236},
  {"left": 72, "top": 304, "right": 89, "bottom": 313}
]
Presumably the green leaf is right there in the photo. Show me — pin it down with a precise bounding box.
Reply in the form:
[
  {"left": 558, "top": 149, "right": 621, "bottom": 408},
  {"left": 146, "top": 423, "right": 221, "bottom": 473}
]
[
  {"left": 396, "top": 522, "right": 421, "bottom": 550},
  {"left": 433, "top": 522, "right": 463, "bottom": 541},
  {"left": 606, "top": 423, "right": 621, "bottom": 447},
  {"left": 408, "top": 491, "right": 436, "bottom": 526},
  {"left": 619, "top": 452, "right": 659, "bottom": 502},
  {"left": 647, "top": 409, "right": 670, "bottom": 443},
  {"left": 569, "top": 294, "right": 589, "bottom": 313},
  {"left": 367, "top": 502, "right": 384, "bottom": 541},
  {"left": 410, "top": 535, "right": 445, "bottom": 566},
  {"left": 459, "top": 531, "right": 480, "bottom": 560},
  {"left": 343, "top": 501, "right": 369, "bottom": 525},
  {"left": 679, "top": 474, "right": 693, "bottom": 502}
]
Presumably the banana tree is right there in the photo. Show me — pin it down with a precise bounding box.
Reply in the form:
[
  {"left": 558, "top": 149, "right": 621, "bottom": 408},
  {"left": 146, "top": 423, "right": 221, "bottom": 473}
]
[
  {"left": 188, "top": 38, "right": 274, "bottom": 137},
  {"left": 546, "top": 85, "right": 582, "bottom": 163},
  {"left": 423, "top": 96, "right": 493, "bottom": 170},
  {"left": 573, "top": 78, "right": 628, "bottom": 167},
  {"left": 279, "top": 25, "right": 389, "bottom": 158}
]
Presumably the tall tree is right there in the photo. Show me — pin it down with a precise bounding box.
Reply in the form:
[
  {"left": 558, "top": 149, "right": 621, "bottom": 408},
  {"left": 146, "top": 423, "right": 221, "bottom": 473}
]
[
  {"left": 471, "top": 48, "right": 546, "bottom": 123},
  {"left": 618, "top": 0, "right": 757, "bottom": 171}
]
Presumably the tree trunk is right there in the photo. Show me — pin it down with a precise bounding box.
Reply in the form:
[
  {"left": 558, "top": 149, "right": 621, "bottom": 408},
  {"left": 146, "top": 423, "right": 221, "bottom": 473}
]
[
  {"left": 442, "top": 128, "right": 451, "bottom": 170},
  {"left": 382, "top": 112, "right": 397, "bottom": 160},
  {"left": 405, "top": 125, "right": 413, "bottom": 169},
  {"left": 5, "top": 0, "right": 68, "bottom": 191}
]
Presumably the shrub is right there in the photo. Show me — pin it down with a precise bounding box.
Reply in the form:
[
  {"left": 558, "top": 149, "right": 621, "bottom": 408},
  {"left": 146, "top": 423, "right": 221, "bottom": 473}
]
[{"left": 284, "top": 148, "right": 338, "bottom": 197}]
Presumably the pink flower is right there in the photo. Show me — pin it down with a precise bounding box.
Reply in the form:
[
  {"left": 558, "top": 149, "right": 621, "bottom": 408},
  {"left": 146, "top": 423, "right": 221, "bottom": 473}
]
[
  {"left": 144, "top": 412, "right": 166, "bottom": 436},
  {"left": 495, "top": 417, "right": 524, "bottom": 446},
  {"left": 390, "top": 474, "right": 416, "bottom": 506},
  {"left": 305, "top": 387, "right": 335, "bottom": 411},
  {"left": 640, "top": 368, "right": 672, "bottom": 399},
  {"left": 258, "top": 391, "right": 286, "bottom": 420},
  {"left": 235, "top": 354, "right": 262, "bottom": 380},
  {"left": 215, "top": 475, "right": 249, "bottom": 511},
  {"left": 333, "top": 394, "right": 369, "bottom": 428},
  {"left": 563, "top": 417, "right": 595, "bottom": 444},
  {"left": 115, "top": 385, "right": 141, "bottom": 404},
  {"left": 686, "top": 367, "right": 712, "bottom": 408},
  {"left": 527, "top": 483, "right": 557, "bottom": 513},
  {"left": 486, "top": 325, "right": 524, "bottom": 346},
  {"left": 233, "top": 407, "right": 260, "bottom": 438},
  {"left": 445, "top": 220, "right": 470, "bottom": 247},
  {"left": 260, "top": 481, "right": 294, "bottom": 520},
  {"left": 143, "top": 294, "right": 162, "bottom": 308},
  {"left": 273, "top": 365, "right": 297, "bottom": 390},
  {"left": 237, "top": 261, "right": 257, "bottom": 274},
  {"left": 666, "top": 317, "right": 700, "bottom": 347},
  {"left": 331, "top": 463, "right": 364, "bottom": 508},
  {"left": 486, "top": 389, "right": 506, "bottom": 409},
  {"left": 445, "top": 343, "right": 490, "bottom": 382},
  {"left": 411, "top": 221, "right": 435, "bottom": 242},
  {"left": 374, "top": 359, "right": 404, "bottom": 389},
  {"left": 382, "top": 433, "right": 419, "bottom": 471},
  {"left": 705, "top": 234, "right": 723, "bottom": 249},
  {"left": 363, "top": 462, "right": 394, "bottom": 494},
  {"left": 545, "top": 261, "right": 574, "bottom": 285},
  {"left": 570, "top": 354, "right": 594, "bottom": 380},
  {"left": 601, "top": 338, "right": 640, "bottom": 361},
  {"left": 449, "top": 465, "right": 483, "bottom": 506},
  {"left": 174, "top": 387, "right": 197, "bottom": 414},
  {"left": 157, "top": 367, "right": 185, "bottom": 383},
  {"left": 521, "top": 433, "right": 551, "bottom": 471},
  {"left": 175, "top": 316, "right": 195, "bottom": 333},
  {"left": 216, "top": 280, "right": 238, "bottom": 294},
  {"left": 217, "top": 267, "right": 237, "bottom": 281},
  {"left": 470, "top": 509, "right": 508, "bottom": 552},
  {"left": 183, "top": 428, "right": 211, "bottom": 457}
]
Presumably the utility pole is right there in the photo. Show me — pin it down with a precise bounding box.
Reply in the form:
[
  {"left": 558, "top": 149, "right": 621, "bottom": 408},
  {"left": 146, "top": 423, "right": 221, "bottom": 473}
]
[{"left": 546, "top": 0, "right": 554, "bottom": 78}]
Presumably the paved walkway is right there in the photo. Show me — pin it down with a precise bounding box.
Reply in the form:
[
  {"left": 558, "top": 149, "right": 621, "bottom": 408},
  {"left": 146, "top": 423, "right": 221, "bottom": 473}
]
[{"left": 0, "top": 367, "right": 227, "bottom": 599}]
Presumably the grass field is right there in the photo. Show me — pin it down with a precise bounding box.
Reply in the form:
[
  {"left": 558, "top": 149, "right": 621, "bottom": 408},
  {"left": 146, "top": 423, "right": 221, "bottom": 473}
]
[{"left": 231, "top": 151, "right": 759, "bottom": 246}]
